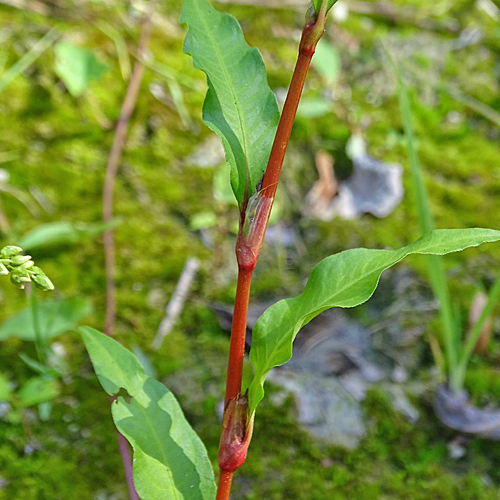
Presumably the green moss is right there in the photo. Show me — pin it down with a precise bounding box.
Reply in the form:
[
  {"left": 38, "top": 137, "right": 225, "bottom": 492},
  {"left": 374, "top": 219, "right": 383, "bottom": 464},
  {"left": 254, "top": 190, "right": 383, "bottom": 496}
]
[
  {"left": 0, "top": 0, "right": 499, "bottom": 497},
  {"left": 230, "top": 389, "right": 499, "bottom": 499}
]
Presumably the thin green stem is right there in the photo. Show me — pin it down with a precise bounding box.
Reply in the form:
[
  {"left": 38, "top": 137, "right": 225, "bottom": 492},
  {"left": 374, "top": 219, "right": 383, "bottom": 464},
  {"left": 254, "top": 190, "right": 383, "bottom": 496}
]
[
  {"left": 391, "top": 50, "right": 460, "bottom": 390},
  {"left": 0, "top": 27, "right": 59, "bottom": 95},
  {"left": 455, "top": 276, "right": 500, "bottom": 389},
  {"left": 426, "top": 256, "right": 460, "bottom": 391},
  {"left": 27, "top": 285, "right": 47, "bottom": 366}
]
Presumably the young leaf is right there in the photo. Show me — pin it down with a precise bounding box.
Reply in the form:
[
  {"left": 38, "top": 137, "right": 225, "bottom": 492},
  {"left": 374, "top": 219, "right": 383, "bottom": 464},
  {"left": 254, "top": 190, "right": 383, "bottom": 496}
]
[
  {"left": 18, "top": 377, "right": 59, "bottom": 407},
  {"left": 182, "top": 0, "right": 279, "bottom": 205},
  {"left": 248, "top": 228, "right": 500, "bottom": 414},
  {"left": 80, "top": 327, "right": 216, "bottom": 500},
  {"left": 312, "top": 39, "right": 341, "bottom": 83},
  {"left": 54, "top": 42, "right": 108, "bottom": 97},
  {"left": 17, "top": 220, "right": 118, "bottom": 251},
  {"left": 297, "top": 96, "right": 332, "bottom": 118},
  {"left": 312, "top": 0, "right": 340, "bottom": 15},
  {"left": 0, "top": 298, "right": 92, "bottom": 341},
  {"left": 0, "top": 372, "right": 11, "bottom": 401}
]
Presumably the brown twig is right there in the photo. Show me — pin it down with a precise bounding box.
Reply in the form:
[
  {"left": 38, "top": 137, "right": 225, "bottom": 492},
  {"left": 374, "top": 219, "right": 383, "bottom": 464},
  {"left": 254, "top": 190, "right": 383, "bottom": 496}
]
[
  {"left": 101, "top": 4, "right": 156, "bottom": 500},
  {"left": 102, "top": 5, "right": 155, "bottom": 337}
]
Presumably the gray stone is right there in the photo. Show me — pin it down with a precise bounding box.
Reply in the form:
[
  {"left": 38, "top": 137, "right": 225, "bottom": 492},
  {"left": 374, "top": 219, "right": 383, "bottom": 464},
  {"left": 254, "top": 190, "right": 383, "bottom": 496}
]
[
  {"left": 326, "top": 153, "right": 404, "bottom": 220},
  {"left": 268, "top": 369, "right": 366, "bottom": 449},
  {"left": 435, "top": 385, "right": 500, "bottom": 439}
]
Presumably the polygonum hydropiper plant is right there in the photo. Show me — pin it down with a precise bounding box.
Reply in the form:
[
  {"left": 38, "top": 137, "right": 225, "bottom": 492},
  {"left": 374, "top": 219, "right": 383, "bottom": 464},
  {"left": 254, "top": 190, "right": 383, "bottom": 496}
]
[{"left": 78, "top": 1, "right": 500, "bottom": 499}]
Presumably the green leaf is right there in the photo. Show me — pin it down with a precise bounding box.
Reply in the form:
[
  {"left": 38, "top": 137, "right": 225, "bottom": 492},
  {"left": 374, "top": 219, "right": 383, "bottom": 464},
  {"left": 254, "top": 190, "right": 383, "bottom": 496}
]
[
  {"left": 297, "top": 96, "right": 332, "bottom": 118},
  {"left": 189, "top": 211, "right": 217, "bottom": 231},
  {"left": 54, "top": 42, "right": 108, "bottom": 97},
  {"left": 182, "top": 0, "right": 279, "bottom": 205},
  {"left": 0, "top": 298, "right": 92, "bottom": 341},
  {"left": 312, "top": 39, "right": 341, "bottom": 82},
  {"left": 213, "top": 162, "right": 238, "bottom": 206},
  {"left": 132, "top": 449, "right": 183, "bottom": 500},
  {"left": 0, "top": 372, "right": 11, "bottom": 401},
  {"left": 80, "top": 327, "right": 216, "bottom": 500},
  {"left": 18, "top": 377, "right": 59, "bottom": 407},
  {"left": 248, "top": 228, "right": 500, "bottom": 414},
  {"left": 17, "top": 220, "right": 118, "bottom": 251},
  {"left": 19, "top": 353, "right": 62, "bottom": 377},
  {"left": 312, "top": 0, "right": 339, "bottom": 15}
]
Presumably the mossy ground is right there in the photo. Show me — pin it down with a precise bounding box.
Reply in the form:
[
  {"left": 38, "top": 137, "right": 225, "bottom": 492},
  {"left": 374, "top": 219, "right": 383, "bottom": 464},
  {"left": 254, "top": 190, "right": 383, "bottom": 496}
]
[{"left": 0, "top": 0, "right": 499, "bottom": 498}]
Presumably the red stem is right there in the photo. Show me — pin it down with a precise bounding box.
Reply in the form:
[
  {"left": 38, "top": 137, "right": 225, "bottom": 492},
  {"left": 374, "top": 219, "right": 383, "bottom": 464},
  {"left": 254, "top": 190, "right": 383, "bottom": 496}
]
[
  {"left": 215, "top": 9, "right": 328, "bottom": 500},
  {"left": 224, "top": 266, "right": 253, "bottom": 405},
  {"left": 261, "top": 43, "right": 315, "bottom": 200},
  {"left": 115, "top": 428, "right": 140, "bottom": 500},
  {"left": 216, "top": 470, "right": 233, "bottom": 500},
  {"left": 234, "top": 17, "right": 325, "bottom": 267}
]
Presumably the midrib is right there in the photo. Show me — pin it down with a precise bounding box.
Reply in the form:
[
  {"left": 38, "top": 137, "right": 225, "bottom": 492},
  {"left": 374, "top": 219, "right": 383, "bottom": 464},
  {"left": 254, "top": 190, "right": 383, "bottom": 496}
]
[{"left": 198, "top": 7, "right": 250, "bottom": 183}]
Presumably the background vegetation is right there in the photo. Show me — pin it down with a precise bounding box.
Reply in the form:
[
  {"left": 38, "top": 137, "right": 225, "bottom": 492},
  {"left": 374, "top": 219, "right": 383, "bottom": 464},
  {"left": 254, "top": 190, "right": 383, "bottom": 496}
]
[{"left": 0, "top": 0, "right": 500, "bottom": 498}]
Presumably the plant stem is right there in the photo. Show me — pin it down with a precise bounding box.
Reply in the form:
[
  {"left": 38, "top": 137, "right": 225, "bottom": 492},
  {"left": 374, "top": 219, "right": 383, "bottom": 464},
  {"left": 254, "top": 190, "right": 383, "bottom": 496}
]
[
  {"left": 0, "top": 26, "right": 59, "bottom": 95},
  {"left": 216, "top": 470, "right": 233, "bottom": 500},
  {"left": 223, "top": 266, "right": 253, "bottom": 405},
  {"left": 235, "top": 6, "right": 327, "bottom": 270},
  {"left": 227, "top": 0, "right": 327, "bottom": 407},
  {"left": 216, "top": 6, "right": 328, "bottom": 500},
  {"left": 103, "top": 4, "right": 154, "bottom": 337},
  {"left": 101, "top": 5, "right": 155, "bottom": 499},
  {"left": 391, "top": 51, "right": 460, "bottom": 390},
  {"left": 27, "top": 284, "right": 47, "bottom": 366},
  {"left": 113, "top": 405, "right": 140, "bottom": 500}
]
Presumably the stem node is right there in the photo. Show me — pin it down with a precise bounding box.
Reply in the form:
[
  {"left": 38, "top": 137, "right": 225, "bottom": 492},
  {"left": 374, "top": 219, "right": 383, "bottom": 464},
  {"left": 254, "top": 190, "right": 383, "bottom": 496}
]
[{"left": 218, "top": 392, "right": 254, "bottom": 472}]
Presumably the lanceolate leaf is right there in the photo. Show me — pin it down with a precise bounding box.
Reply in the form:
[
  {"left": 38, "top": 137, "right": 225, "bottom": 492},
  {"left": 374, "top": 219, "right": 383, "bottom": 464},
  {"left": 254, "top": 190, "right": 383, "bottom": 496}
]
[
  {"left": 80, "top": 327, "right": 216, "bottom": 500},
  {"left": 248, "top": 228, "right": 500, "bottom": 414},
  {"left": 182, "top": 0, "right": 279, "bottom": 205}
]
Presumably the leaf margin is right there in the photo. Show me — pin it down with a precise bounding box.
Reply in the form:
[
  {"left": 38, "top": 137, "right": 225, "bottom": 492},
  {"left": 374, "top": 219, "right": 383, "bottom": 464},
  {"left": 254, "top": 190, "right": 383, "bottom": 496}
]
[
  {"left": 248, "top": 228, "right": 500, "bottom": 414},
  {"left": 79, "top": 326, "right": 217, "bottom": 500},
  {"left": 181, "top": 0, "right": 279, "bottom": 204}
]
